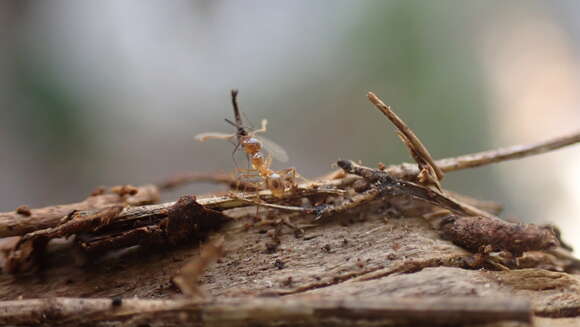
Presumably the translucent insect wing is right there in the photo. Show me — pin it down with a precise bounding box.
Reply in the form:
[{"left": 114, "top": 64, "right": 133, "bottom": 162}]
[{"left": 257, "top": 135, "right": 289, "bottom": 162}]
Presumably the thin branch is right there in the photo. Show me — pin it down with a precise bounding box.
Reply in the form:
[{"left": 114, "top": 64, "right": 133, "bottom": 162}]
[
  {"left": 368, "top": 92, "right": 444, "bottom": 185},
  {"left": 387, "top": 130, "right": 580, "bottom": 178},
  {"left": 436, "top": 130, "right": 580, "bottom": 172},
  {"left": 319, "top": 130, "right": 580, "bottom": 188},
  {"left": 156, "top": 171, "right": 255, "bottom": 191},
  {"left": 0, "top": 297, "right": 531, "bottom": 326}
]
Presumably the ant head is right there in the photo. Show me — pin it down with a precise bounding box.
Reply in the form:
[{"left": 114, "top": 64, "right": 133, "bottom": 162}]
[{"left": 225, "top": 118, "right": 248, "bottom": 136}]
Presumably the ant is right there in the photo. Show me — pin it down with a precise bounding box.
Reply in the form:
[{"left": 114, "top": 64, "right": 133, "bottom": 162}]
[{"left": 195, "top": 90, "right": 299, "bottom": 198}]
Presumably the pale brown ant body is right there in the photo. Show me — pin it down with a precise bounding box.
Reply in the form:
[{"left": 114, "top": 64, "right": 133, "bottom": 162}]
[{"left": 195, "top": 90, "right": 296, "bottom": 198}]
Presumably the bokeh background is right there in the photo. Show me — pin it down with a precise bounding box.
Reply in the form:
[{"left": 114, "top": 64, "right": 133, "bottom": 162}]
[{"left": 1, "top": 1, "right": 579, "bottom": 248}]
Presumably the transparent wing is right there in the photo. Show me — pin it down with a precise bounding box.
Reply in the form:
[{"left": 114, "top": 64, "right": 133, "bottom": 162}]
[
  {"left": 194, "top": 132, "right": 235, "bottom": 142},
  {"left": 256, "top": 135, "right": 289, "bottom": 163}
]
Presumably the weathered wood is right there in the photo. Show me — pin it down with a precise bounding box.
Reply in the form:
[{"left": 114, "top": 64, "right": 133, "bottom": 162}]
[
  {"left": 0, "top": 297, "right": 532, "bottom": 327},
  {"left": 0, "top": 199, "right": 578, "bottom": 326},
  {"left": 0, "top": 101, "right": 579, "bottom": 326}
]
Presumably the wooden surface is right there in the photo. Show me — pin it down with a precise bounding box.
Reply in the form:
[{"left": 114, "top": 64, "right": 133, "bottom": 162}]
[{"left": 0, "top": 197, "right": 579, "bottom": 326}]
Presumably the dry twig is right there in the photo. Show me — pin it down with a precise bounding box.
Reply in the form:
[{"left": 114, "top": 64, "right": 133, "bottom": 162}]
[
  {"left": 368, "top": 92, "right": 444, "bottom": 189},
  {"left": 387, "top": 130, "right": 580, "bottom": 179},
  {"left": 156, "top": 171, "right": 256, "bottom": 191}
]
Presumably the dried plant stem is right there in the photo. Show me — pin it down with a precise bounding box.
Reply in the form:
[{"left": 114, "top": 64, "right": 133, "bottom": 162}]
[
  {"left": 436, "top": 130, "right": 580, "bottom": 171},
  {"left": 156, "top": 171, "right": 255, "bottom": 191},
  {"left": 368, "top": 92, "right": 444, "bottom": 183},
  {"left": 387, "top": 130, "right": 580, "bottom": 178}
]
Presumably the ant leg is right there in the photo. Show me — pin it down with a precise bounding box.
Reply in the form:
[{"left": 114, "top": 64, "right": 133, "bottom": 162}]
[
  {"left": 252, "top": 119, "right": 268, "bottom": 134},
  {"left": 232, "top": 142, "right": 241, "bottom": 171}
]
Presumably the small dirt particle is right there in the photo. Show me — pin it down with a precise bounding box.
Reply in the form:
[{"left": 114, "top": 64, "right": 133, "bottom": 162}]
[
  {"left": 265, "top": 242, "right": 279, "bottom": 254},
  {"left": 111, "top": 297, "right": 123, "bottom": 307},
  {"left": 90, "top": 187, "right": 106, "bottom": 196},
  {"left": 111, "top": 185, "right": 139, "bottom": 197},
  {"left": 356, "top": 258, "right": 364, "bottom": 268},
  {"left": 322, "top": 244, "right": 332, "bottom": 253},
  {"left": 274, "top": 259, "right": 285, "bottom": 270},
  {"left": 16, "top": 205, "right": 31, "bottom": 217},
  {"left": 353, "top": 180, "right": 370, "bottom": 193},
  {"left": 282, "top": 276, "right": 293, "bottom": 287}
]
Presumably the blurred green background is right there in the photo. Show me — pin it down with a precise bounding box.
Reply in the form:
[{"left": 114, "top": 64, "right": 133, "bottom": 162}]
[{"left": 0, "top": 1, "right": 579, "bottom": 248}]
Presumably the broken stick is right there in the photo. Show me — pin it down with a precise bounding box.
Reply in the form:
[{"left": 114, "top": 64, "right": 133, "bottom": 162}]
[{"left": 368, "top": 91, "right": 444, "bottom": 188}]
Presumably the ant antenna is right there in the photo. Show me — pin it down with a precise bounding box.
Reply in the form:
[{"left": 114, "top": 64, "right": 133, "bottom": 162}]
[{"left": 230, "top": 89, "right": 247, "bottom": 137}]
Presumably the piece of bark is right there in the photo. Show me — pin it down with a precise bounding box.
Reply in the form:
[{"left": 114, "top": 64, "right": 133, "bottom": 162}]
[
  {"left": 73, "top": 195, "right": 231, "bottom": 257},
  {"left": 0, "top": 185, "right": 159, "bottom": 238},
  {"left": 3, "top": 206, "right": 124, "bottom": 273},
  {"left": 3, "top": 196, "right": 232, "bottom": 273},
  {"left": 440, "top": 215, "right": 559, "bottom": 257},
  {"left": 0, "top": 199, "right": 578, "bottom": 326}
]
